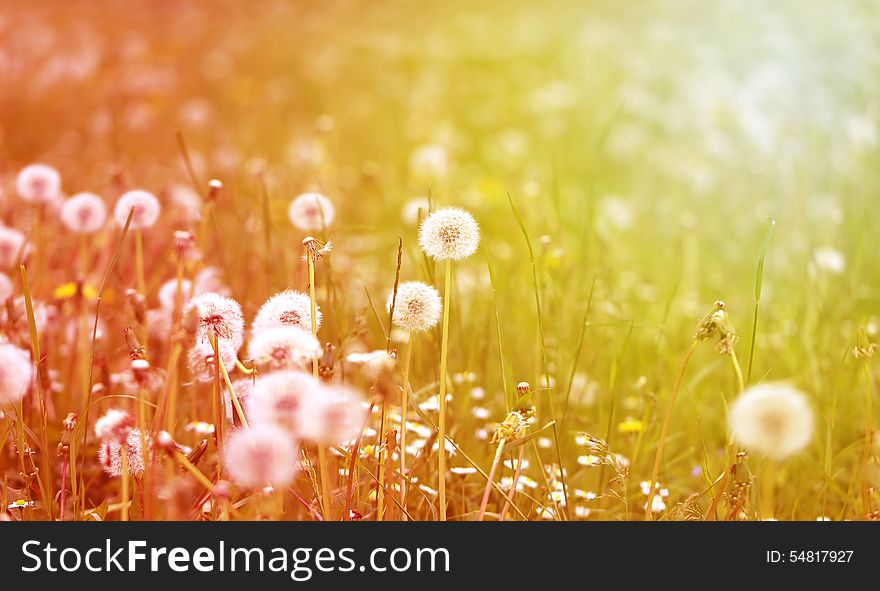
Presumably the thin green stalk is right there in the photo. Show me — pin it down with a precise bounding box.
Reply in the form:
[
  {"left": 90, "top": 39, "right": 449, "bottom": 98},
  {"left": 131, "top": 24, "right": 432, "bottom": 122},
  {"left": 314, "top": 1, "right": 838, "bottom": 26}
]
[{"left": 747, "top": 218, "right": 775, "bottom": 384}]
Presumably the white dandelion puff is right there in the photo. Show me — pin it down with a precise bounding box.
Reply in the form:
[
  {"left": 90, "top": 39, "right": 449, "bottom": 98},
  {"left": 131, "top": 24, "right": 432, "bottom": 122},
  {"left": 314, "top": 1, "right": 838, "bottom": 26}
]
[
  {"left": 418, "top": 207, "right": 480, "bottom": 261},
  {"left": 247, "top": 326, "right": 320, "bottom": 372},
  {"left": 187, "top": 339, "right": 238, "bottom": 383},
  {"left": 60, "top": 192, "right": 107, "bottom": 234},
  {"left": 387, "top": 281, "right": 442, "bottom": 332},
  {"left": 185, "top": 292, "right": 244, "bottom": 349},
  {"left": 288, "top": 192, "right": 335, "bottom": 232},
  {"left": 0, "top": 344, "right": 33, "bottom": 404},
  {"left": 98, "top": 429, "right": 148, "bottom": 478},
  {"left": 114, "top": 189, "right": 161, "bottom": 229},
  {"left": 296, "top": 385, "right": 368, "bottom": 445},
  {"left": 16, "top": 163, "right": 61, "bottom": 204},
  {"left": 246, "top": 370, "right": 322, "bottom": 432},
  {"left": 729, "top": 383, "right": 814, "bottom": 461},
  {"left": 224, "top": 423, "right": 300, "bottom": 488},
  {"left": 0, "top": 226, "right": 28, "bottom": 268},
  {"left": 253, "top": 290, "right": 320, "bottom": 333}
]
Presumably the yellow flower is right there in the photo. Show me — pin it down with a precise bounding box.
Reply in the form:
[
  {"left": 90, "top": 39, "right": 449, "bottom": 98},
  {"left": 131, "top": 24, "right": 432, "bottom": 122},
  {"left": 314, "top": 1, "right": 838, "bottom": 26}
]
[
  {"left": 618, "top": 418, "right": 643, "bottom": 434},
  {"left": 53, "top": 282, "right": 97, "bottom": 300}
]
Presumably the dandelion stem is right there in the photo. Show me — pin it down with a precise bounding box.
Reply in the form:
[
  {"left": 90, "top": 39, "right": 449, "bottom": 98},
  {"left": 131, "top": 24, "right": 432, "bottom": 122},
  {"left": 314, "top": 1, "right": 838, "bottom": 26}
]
[
  {"left": 645, "top": 339, "right": 700, "bottom": 520},
  {"left": 477, "top": 437, "right": 506, "bottom": 521},
  {"left": 307, "top": 249, "right": 333, "bottom": 520},
  {"left": 213, "top": 341, "right": 249, "bottom": 430},
  {"left": 437, "top": 259, "right": 452, "bottom": 521},
  {"left": 120, "top": 446, "right": 130, "bottom": 521},
  {"left": 210, "top": 333, "right": 225, "bottom": 475},
  {"left": 399, "top": 331, "right": 415, "bottom": 520}
]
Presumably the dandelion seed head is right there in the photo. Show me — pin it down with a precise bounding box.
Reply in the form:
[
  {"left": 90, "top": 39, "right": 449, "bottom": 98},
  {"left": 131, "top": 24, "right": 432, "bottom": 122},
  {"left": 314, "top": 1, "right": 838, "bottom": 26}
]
[
  {"left": 387, "top": 281, "right": 441, "bottom": 332},
  {"left": 185, "top": 292, "right": 244, "bottom": 348},
  {"left": 295, "top": 385, "right": 367, "bottom": 445},
  {"left": 0, "top": 344, "right": 32, "bottom": 404},
  {"left": 247, "top": 370, "right": 322, "bottom": 431},
  {"left": 224, "top": 423, "right": 299, "bottom": 488},
  {"left": 187, "top": 339, "right": 238, "bottom": 383},
  {"left": 401, "top": 196, "right": 431, "bottom": 225},
  {"left": 253, "top": 290, "right": 320, "bottom": 333},
  {"left": 98, "top": 429, "right": 147, "bottom": 478},
  {"left": 729, "top": 383, "right": 814, "bottom": 461},
  {"left": 158, "top": 278, "right": 194, "bottom": 310},
  {"left": 16, "top": 163, "right": 61, "bottom": 203},
  {"left": 114, "top": 189, "right": 161, "bottom": 229},
  {"left": 288, "top": 192, "right": 334, "bottom": 231},
  {"left": 60, "top": 192, "right": 107, "bottom": 234},
  {"left": 248, "top": 326, "right": 320, "bottom": 372},
  {"left": 418, "top": 207, "right": 480, "bottom": 261},
  {"left": 0, "top": 226, "right": 28, "bottom": 268},
  {"left": 94, "top": 408, "right": 135, "bottom": 441},
  {"left": 0, "top": 273, "right": 12, "bottom": 302}
]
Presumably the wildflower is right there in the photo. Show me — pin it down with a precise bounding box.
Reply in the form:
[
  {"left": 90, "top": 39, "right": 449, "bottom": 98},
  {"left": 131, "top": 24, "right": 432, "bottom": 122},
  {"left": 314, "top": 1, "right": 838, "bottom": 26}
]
[
  {"left": 188, "top": 340, "right": 238, "bottom": 383},
  {"left": 0, "top": 344, "right": 32, "bottom": 404},
  {"left": 114, "top": 189, "right": 161, "bottom": 229},
  {"left": 729, "top": 383, "right": 814, "bottom": 461},
  {"left": 418, "top": 207, "right": 480, "bottom": 261},
  {"left": 224, "top": 424, "right": 299, "bottom": 488},
  {"left": 618, "top": 418, "right": 643, "bottom": 433},
  {"left": 246, "top": 370, "right": 322, "bottom": 431},
  {"left": 98, "top": 429, "right": 148, "bottom": 478},
  {"left": 0, "top": 225, "right": 27, "bottom": 268},
  {"left": 7, "top": 499, "right": 35, "bottom": 510},
  {"left": 247, "top": 326, "right": 320, "bottom": 371},
  {"left": 185, "top": 421, "right": 215, "bottom": 436},
  {"left": 695, "top": 301, "right": 738, "bottom": 355},
  {"left": 59, "top": 192, "right": 107, "bottom": 233},
  {"left": 296, "top": 385, "right": 368, "bottom": 445},
  {"left": 253, "top": 290, "right": 319, "bottom": 333},
  {"left": 387, "top": 281, "right": 442, "bottom": 332},
  {"left": 288, "top": 192, "right": 334, "bottom": 231},
  {"left": 16, "top": 163, "right": 61, "bottom": 203},
  {"left": 185, "top": 292, "right": 244, "bottom": 349},
  {"left": 450, "top": 466, "right": 478, "bottom": 476}
]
